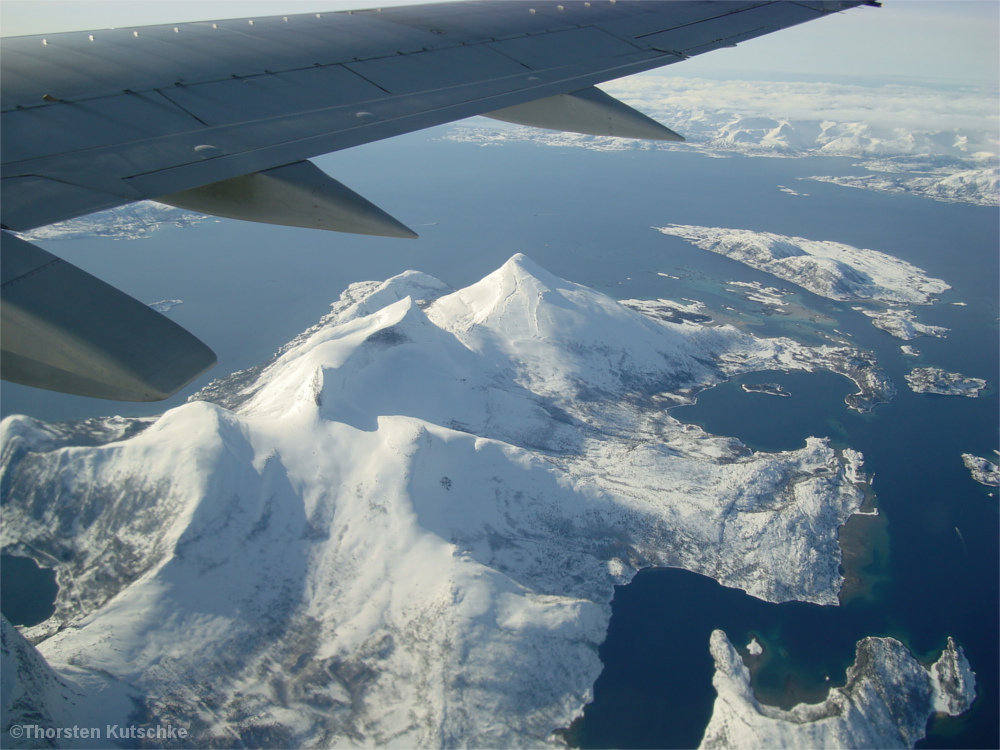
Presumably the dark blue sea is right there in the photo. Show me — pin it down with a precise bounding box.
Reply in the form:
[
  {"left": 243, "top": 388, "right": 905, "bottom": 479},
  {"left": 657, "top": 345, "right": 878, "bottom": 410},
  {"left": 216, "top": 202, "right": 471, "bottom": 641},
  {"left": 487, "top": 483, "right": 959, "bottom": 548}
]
[{"left": 2, "top": 128, "right": 997, "bottom": 748}]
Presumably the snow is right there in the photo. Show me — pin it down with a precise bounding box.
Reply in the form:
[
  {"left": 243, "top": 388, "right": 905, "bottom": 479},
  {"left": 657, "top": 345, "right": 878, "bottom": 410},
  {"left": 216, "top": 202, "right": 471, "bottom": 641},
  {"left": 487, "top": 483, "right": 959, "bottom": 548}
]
[
  {"left": 0, "top": 256, "right": 942, "bottom": 747},
  {"left": 725, "top": 281, "right": 790, "bottom": 311},
  {"left": 961, "top": 454, "right": 1000, "bottom": 487},
  {"left": 905, "top": 367, "right": 988, "bottom": 397},
  {"left": 147, "top": 299, "right": 183, "bottom": 313},
  {"left": 18, "top": 202, "right": 205, "bottom": 242},
  {"left": 853, "top": 307, "right": 950, "bottom": 341},
  {"left": 446, "top": 76, "right": 999, "bottom": 206},
  {"left": 1, "top": 617, "right": 138, "bottom": 749},
  {"left": 656, "top": 224, "right": 950, "bottom": 306},
  {"left": 806, "top": 167, "right": 999, "bottom": 207},
  {"left": 699, "top": 630, "right": 976, "bottom": 750}
]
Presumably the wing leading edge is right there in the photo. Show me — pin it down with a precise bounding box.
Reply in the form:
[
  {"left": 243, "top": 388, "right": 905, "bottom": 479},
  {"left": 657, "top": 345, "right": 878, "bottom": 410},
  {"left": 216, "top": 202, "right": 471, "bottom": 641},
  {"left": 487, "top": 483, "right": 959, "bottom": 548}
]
[{"left": 0, "top": 0, "right": 879, "bottom": 400}]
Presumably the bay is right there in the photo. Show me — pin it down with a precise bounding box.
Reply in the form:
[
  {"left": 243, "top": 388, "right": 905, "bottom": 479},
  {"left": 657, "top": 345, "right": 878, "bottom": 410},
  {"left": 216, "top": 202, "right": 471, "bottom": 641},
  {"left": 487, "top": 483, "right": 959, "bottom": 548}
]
[{"left": 0, "top": 555, "right": 58, "bottom": 627}]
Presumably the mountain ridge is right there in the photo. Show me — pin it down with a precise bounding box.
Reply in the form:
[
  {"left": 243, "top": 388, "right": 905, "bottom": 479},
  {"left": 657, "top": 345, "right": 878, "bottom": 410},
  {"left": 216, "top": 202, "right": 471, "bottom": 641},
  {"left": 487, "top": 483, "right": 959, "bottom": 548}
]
[{"left": 1, "top": 255, "right": 970, "bottom": 748}]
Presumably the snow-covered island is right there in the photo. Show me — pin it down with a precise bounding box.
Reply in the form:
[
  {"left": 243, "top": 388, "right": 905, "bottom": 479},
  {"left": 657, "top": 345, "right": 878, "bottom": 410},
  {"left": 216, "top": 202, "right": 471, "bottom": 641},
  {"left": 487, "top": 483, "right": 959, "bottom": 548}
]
[
  {"left": 700, "top": 631, "right": 976, "bottom": 750},
  {"left": 17, "top": 202, "right": 207, "bottom": 242},
  {"left": 742, "top": 383, "right": 791, "bottom": 397},
  {"left": 806, "top": 166, "right": 999, "bottom": 207},
  {"left": 147, "top": 299, "right": 183, "bottom": 314},
  {"left": 655, "top": 224, "right": 950, "bottom": 306},
  {"left": 906, "top": 367, "right": 988, "bottom": 397},
  {"left": 853, "top": 307, "right": 950, "bottom": 341},
  {"left": 962, "top": 453, "right": 1000, "bottom": 487},
  {"left": 0, "top": 256, "right": 965, "bottom": 748},
  {"left": 725, "top": 281, "right": 791, "bottom": 313}
]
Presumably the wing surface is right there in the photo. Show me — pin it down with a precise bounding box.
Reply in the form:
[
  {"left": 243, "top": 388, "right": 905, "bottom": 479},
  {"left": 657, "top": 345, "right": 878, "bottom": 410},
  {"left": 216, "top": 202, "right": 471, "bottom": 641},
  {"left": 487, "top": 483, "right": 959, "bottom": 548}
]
[
  {"left": 0, "top": 0, "right": 877, "bottom": 400},
  {"left": 2, "top": 1, "right": 873, "bottom": 230}
]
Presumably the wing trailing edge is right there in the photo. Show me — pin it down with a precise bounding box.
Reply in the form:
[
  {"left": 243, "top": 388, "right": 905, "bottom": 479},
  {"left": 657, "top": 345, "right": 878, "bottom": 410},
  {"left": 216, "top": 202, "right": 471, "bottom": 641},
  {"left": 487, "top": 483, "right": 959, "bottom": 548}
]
[
  {"left": 485, "top": 86, "right": 684, "bottom": 142},
  {"left": 157, "top": 160, "right": 418, "bottom": 239},
  {"left": 1, "top": 232, "right": 216, "bottom": 401},
  {"left": 0, "top": 0, "right": 880, "bottom": 401}
]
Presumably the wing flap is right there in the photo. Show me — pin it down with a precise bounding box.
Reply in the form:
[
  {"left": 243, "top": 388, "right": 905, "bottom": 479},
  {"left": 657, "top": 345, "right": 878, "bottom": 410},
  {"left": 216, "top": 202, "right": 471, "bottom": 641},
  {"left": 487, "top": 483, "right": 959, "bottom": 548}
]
[{"left": 1, "top": 232, "right": 216, "bottom": 400}]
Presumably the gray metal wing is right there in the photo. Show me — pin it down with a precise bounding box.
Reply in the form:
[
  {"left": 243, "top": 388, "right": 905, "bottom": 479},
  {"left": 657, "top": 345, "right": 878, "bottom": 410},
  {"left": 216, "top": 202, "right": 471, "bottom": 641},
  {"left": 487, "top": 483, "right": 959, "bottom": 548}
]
[{"left": 0, "top": 0, "right": 878, "bottom": 400}]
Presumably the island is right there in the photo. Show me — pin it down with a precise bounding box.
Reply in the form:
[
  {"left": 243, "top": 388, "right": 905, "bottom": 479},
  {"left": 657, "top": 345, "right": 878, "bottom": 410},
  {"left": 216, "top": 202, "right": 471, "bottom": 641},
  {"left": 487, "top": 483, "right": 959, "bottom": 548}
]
[
  {"left": 725, "top": 280, "right": 790, "bottom": 313},
  {"left": 147, "top": 299, "right": 183, "bottom": 314},
  {"left": 962, "top": 453, "right": 1000, "bottom": 487},
  {"left": 906, "top": 367, "right": 987, "bottom": 397},
  {"left": 0, "top": 256, "right": 967, "bottom": 748},
  {"left": 741, "top": 383, "right": 791, "bottom": 397},
  {"left": 853, "top": 307, "right": 949, "bottom": 341},
  {"left": 654, "top": 224, "right": 950, "bottom": 306},
  {"left": 18, "top": 201, "right": 206, "bottom": 242},
  {"left": 700, "top": 631, "right": 976, "bottom": 749}
]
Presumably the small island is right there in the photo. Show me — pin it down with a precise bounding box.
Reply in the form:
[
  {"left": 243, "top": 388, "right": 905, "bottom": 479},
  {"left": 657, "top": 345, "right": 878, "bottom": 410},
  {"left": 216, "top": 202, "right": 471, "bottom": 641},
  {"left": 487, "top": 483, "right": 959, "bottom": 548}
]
[
  {"left": 742, "top": 383, "right": 791, "bottom": 397},
  {"left": 905, "top": 367, "right": 987, "bottom": 397},
  {"left": 855, "top": 307, "right": 949, "bottom": 341},
  {"left": 962, "top": 453, "right": 999, "bottom": 487}
]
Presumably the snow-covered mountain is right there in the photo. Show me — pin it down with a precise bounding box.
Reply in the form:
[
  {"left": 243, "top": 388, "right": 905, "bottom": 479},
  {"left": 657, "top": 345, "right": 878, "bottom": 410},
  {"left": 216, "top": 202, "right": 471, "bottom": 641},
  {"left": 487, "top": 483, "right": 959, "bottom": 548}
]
[
  {"left": 0, "top": 256, "right": 972, "bottom": 747},
  {"left": 700, "top": 631, "right": 976, "bottom": 749},
  {"left": 447, "top": 75, "right": 1000, "bottom": 206}
]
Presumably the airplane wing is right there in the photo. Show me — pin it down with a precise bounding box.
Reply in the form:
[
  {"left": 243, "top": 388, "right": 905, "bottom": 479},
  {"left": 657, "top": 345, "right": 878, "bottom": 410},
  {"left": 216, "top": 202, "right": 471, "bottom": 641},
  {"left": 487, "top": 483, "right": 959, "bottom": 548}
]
[{"left": 0, "top": 0, "right": 877, "bottom": 401}]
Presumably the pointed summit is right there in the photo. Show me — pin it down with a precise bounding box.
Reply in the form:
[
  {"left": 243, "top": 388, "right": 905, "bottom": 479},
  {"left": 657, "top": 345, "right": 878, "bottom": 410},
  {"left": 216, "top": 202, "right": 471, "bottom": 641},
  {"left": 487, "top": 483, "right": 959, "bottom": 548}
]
[
  {"left": 427, "top": 254, "right": 708, "bottom": 403},
  {"left": 1, "top": 253, "right": 932, "bottom": 749}
]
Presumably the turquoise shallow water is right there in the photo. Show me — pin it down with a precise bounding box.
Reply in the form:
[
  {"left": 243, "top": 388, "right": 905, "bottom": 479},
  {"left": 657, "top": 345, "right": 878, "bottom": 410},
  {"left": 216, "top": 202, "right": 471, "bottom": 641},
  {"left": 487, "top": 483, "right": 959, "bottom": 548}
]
[{"left": 1, "top": 133, "right": 996, "bottom": 747}]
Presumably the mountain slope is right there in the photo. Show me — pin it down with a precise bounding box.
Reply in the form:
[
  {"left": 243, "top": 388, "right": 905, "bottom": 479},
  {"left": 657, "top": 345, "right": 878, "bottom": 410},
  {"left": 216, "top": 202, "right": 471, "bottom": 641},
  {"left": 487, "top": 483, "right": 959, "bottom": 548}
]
[{"left": 0, "top": 256, "right": 933, "bottom": 747}]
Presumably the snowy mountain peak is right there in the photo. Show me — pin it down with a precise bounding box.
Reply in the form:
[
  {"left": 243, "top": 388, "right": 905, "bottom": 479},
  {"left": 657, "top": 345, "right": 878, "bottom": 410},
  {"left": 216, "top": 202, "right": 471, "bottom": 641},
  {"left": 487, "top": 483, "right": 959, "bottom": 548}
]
[
  {"left": 2, "top": 256, "right": 968, "bottom": 748},
  {"left": 426, "top": 251, "right": 593, "bottom": 334}
]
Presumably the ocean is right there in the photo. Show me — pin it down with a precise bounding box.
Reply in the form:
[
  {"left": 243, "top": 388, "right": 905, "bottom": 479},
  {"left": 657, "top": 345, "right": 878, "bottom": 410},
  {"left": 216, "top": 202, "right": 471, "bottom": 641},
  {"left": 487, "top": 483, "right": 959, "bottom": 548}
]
[{"left": 2, "top": 130, "right": 997, "bottom": 748}]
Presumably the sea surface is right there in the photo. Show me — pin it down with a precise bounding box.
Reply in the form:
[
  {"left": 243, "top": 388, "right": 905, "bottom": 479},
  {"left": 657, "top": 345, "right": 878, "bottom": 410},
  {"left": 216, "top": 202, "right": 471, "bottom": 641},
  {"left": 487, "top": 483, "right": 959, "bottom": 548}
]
[{"left": 2, "top": 128, "right": 997, "bottom": 748}]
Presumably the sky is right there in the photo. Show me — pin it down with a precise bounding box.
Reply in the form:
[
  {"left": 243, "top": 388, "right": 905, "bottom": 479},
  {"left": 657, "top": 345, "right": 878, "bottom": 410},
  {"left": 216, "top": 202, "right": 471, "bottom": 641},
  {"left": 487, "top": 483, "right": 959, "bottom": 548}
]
[{"left": 1, "top": 1, "right": 997, "bottom": 86}]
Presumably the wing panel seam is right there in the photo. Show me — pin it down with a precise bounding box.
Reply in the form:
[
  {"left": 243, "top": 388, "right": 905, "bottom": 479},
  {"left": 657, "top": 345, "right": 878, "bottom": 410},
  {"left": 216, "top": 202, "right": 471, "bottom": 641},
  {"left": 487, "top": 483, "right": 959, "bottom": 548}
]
[
  {"left": 633, "top": 1, "right": 776, "bottom": 39},
  {"left": 1, "top": 257, "right": 63, "bottom": 290}
]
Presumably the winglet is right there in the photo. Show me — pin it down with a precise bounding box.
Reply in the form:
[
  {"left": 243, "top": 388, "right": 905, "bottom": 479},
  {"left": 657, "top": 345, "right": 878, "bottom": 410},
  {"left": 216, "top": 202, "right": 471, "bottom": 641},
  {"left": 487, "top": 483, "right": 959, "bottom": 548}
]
[
  {"left": 484, "top": 86, "right": 684, "bottom": 142},
  {"left": 158, "top": 161, "right": 418, "bottom": 239}
]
